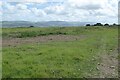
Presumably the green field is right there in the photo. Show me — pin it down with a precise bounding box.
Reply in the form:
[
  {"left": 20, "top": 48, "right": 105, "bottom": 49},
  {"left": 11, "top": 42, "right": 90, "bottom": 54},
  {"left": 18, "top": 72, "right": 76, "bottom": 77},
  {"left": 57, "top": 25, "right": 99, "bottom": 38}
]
[{"left": 2, "top": 26, "right": 118, "bottom": 78}]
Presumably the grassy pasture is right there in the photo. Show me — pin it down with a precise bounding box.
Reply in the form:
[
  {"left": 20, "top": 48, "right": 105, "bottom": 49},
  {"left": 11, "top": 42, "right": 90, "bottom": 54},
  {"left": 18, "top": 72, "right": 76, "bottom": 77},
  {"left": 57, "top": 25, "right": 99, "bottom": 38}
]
[
  {"left": 2, "top": 26, "right": 112, "bottom": 38},
  {"left": 2, "top": 26, "right": 118, "bottom": 78}
]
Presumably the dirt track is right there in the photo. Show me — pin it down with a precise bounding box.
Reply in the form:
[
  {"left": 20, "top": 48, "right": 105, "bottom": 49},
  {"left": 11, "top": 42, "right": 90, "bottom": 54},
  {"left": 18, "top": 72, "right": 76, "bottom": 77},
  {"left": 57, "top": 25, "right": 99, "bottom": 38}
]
[
  {"left": 97, "top": 49, "right": 118, "bottom": 78},
  {"left": 2, "top": 35, "right": 86, "bottom": 47}
]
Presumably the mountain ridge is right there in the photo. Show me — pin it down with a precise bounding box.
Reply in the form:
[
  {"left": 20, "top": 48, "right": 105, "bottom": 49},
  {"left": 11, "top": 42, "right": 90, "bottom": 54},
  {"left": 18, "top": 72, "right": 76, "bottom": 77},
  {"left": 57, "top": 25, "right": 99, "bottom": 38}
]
[{"left": 1, "top": 21, "right": 95, "bottom": 28}]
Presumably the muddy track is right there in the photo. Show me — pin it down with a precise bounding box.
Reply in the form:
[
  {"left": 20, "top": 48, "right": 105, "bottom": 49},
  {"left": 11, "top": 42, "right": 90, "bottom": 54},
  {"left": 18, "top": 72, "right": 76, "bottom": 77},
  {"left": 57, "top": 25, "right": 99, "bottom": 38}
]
[{"left": 2, "top": 35, "right": 87, "bottom": 47}]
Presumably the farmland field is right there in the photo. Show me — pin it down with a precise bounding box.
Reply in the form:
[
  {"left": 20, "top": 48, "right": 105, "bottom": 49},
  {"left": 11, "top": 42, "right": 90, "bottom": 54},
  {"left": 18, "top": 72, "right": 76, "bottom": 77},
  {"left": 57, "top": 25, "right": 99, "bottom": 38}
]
[{"left": 2, "top": 26, "right": 118, "bottom": 78}]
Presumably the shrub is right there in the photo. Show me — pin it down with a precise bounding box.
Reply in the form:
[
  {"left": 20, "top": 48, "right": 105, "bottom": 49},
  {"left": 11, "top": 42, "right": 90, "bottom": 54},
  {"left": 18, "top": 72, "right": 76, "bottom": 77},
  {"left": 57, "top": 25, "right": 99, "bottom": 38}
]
[
  {"left": 104, "top": 23, "right": 109, "bottom": 26},
  {"left": 94, "top": 23, "right": 103, "bottom": 26},
  {"left": 86, "top": 24, "right": 91, "bottom": 26},
  {"left": 29, "top": 26, "right": 34, "bottom": 28},
  {"left": 113, "top": 23, "right": 117, "bottom": 26}
]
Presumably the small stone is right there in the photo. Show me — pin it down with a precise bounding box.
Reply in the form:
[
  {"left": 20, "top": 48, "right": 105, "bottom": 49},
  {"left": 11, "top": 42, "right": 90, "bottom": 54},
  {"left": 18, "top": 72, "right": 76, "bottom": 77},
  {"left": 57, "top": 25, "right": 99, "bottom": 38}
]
[
  {"left": 96, "top": 67, "right": 99, "bottom": 70},
  {"left": 110, "top": 49, "right": 113, "bottom": 51},
  {"left": 113, "top": 69, "right": 116, "bottom": 71},
  {"left": 110, "top": 66, "right": 115, "bottom": 69},
  {"left": 97, "top": 63, "right": 100, "bottom": 65}
]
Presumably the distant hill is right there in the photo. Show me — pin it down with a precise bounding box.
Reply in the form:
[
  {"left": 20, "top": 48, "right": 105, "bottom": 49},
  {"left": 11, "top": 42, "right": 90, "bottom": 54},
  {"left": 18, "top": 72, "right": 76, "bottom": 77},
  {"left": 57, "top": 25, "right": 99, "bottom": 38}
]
[{"left": 1, "top": 21, "right": 95, "bottom": 28}]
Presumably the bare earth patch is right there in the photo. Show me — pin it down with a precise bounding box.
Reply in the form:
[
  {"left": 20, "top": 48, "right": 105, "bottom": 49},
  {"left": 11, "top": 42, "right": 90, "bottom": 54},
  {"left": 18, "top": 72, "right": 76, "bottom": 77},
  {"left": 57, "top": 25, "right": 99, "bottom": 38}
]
[{"left": 2, "top": 35, "right": 87, "bottom": 47}]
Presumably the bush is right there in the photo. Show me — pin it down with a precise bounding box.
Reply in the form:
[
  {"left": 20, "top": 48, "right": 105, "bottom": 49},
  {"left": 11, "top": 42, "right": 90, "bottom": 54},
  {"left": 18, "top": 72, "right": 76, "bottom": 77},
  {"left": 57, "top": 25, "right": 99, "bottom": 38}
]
[
  {"left": 94, "top": 23, "right": 103, "bottom": 26},
  {"left": 29, "top": 26, "right": 34, "bottom": 28},
  {"left": 104, "top": 23, "right": 109, "bottom": 26},
  {"left": 86, "top": 24, "right": 91, "bottom": 26},
  {"left": 113, "top": 23, "right": 117, "bottom": 26}
]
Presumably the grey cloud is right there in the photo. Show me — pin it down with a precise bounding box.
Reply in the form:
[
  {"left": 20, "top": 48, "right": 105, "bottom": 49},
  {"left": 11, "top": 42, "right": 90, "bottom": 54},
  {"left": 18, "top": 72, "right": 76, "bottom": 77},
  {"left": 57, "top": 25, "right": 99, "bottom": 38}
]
[
  {"left": 44, "top": 6, "right": 68, "bottom": 15},
  {"left": 45, "top": 9, "right": 68, "bottom": 15},
  {"left": 76, "top": 4, "right": 102, "bottom": 10},
  {"left": 89, "top": 11, "right": 106, "bottom": 17}
]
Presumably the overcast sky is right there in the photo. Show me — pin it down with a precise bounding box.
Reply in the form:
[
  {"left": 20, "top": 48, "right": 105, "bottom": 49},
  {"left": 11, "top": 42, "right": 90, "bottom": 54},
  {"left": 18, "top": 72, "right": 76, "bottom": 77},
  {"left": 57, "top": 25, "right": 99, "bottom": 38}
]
[{"left": 0, "top": 0, "right": 119, "bottom": 24}]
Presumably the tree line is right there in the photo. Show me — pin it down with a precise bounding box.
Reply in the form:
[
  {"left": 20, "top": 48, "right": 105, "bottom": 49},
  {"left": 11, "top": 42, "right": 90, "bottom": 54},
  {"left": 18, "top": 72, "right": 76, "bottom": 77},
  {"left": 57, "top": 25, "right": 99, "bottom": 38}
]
[
  {"left": 86, "top": 23, "right": 118, "bottom": 27},
  {"left": 29, "top": 23, "right": 118, "bottom": 28}
]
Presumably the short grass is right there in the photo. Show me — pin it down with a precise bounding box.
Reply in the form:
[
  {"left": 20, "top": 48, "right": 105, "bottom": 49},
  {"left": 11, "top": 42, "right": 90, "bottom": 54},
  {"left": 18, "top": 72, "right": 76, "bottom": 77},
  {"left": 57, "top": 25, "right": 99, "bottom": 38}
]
[{"left": 2, "top": 26, "right": 118, "bottom": 78}]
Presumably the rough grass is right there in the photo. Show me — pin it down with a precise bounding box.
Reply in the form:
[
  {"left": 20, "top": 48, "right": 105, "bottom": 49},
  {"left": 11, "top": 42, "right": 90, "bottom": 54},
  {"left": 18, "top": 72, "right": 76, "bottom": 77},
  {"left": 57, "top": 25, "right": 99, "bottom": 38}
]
[
  {"left": 2, "top": 26, "right": 118, "bottom": 78},
  {"left": 2, "top": 26, "right": 116, "bottom": 38}
]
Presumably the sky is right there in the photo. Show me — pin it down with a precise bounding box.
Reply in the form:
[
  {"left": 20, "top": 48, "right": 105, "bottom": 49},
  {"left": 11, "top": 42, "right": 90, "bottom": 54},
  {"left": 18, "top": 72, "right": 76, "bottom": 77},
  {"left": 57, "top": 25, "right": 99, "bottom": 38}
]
[{"left": 0, "top": 0, "right": 119, "bottom": 24}]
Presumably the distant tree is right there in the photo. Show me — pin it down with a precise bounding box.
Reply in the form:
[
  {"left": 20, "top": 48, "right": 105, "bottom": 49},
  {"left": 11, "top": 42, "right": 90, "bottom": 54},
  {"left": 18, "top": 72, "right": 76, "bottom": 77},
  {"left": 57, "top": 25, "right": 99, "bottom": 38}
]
[
  {"left": 113, "top": 23, "right": 117, "bottom": 26},
  {"left": 29, "top": 26, "right": 34, "bottom": 27},
  {"left": 94, "top": 23, "right": 103, "bottom": 26},
  {"left": 104, "top": 23, "right": 109, "bottom": 26},
  {"left": 86, "top": 24, "right": 91, "bottom": 26}
]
